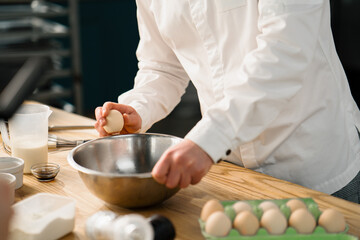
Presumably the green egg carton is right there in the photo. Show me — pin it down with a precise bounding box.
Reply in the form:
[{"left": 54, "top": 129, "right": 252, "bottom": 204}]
[{"left": 199, "top": 198, "right": 358, "bottom": 240}]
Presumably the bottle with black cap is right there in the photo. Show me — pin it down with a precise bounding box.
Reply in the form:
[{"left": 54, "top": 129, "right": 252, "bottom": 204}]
[
  {"left": 86, "top": 211, "right": 175, "bottom": 240},
  {"left": 148, "top": 214, "right": 176, "bottom": 240}
]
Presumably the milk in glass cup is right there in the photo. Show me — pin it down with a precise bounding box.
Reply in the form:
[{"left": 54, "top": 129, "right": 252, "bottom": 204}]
[{"left": 7, "top": 104, "right": 51, "bottom": 173}]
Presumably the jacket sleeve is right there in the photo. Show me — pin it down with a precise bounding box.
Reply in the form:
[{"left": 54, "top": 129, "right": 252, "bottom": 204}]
[
  {"left": 118, "top": 0, "right": 190, "bottom": 132},
  {"left": 186, "top": 0, "right": 325, "bottom": 162}
]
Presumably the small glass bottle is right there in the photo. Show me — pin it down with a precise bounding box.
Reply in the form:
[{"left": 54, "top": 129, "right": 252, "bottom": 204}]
[{"left": 86, "top": 211, "right": 175, "bottom": 240}]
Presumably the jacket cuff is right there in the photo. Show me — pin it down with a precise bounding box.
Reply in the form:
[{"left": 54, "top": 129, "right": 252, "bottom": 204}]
[{"left": 185, "top": 117, "right": 235, "bottom": 163}]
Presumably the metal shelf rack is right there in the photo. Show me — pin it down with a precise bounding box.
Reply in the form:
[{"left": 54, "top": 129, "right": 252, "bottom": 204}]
[{"left": 0, "top": 0, "right": 83, "bottom": 114}]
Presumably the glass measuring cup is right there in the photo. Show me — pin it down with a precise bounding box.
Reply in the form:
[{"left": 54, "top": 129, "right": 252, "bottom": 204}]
[{"left": 0, "top": 104, "right": 52, "bottom": 173}]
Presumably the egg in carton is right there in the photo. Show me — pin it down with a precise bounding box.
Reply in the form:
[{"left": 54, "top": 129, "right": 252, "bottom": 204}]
[{"left": 199, "top": 198, "right": 356, "bottom": 239}]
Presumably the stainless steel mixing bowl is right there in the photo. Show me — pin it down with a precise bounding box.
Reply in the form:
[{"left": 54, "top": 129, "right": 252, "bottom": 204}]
[{"left": 67, "top": 133, "right": 182, "bottom": 208}]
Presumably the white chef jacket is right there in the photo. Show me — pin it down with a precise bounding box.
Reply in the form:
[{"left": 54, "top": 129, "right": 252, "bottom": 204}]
[{"left": 118, "top": 0, "right": 360, "bottom": 194}]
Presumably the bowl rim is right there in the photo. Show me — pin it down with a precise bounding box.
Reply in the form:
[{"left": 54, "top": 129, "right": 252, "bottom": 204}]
[
  {"left": 30, "top": 162, "right": 60, "bottom": 172},
  {"left": 67, "top": 133, "right": 183, "bottom": 178},
  {"left": 0, "top": 157, "right": 24, "bottom": 173}
]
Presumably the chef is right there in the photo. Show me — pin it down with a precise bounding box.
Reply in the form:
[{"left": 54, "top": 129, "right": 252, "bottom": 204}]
[{"left": 95, "top": 0, "right": 360, "bottom": 203}]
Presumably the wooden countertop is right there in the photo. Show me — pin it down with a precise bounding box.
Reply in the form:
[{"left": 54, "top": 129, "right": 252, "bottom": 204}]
[{"left": 1, "top": 105, "right": 360, "bottom": 239}]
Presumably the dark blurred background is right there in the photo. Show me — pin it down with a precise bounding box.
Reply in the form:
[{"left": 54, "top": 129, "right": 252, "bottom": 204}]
[{"left": 0, "top": 0, "right": 359, "bottom": 138}]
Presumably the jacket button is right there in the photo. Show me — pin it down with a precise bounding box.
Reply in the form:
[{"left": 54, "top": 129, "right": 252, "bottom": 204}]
[{"left": 226, "top": 149, "right": 231, "bottom": 156}]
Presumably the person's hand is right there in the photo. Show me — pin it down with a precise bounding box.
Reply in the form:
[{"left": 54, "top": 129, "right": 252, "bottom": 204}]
[
  {"left": 94, "top": 102, "right": 142, "bottom": 137},
  {"left": 0, "top": 180, "right": 13, "bottom": 240},
  {"left": 152, "top": 139, "right": 213, "bottom": 189}
]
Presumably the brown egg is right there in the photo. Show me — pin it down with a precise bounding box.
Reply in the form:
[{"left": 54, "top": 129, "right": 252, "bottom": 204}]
[
  {"left": 289, "top": 208, "right": 316, "bottom": 234},
  {"left": 318, "top": 208, "right": 346, "bottom": 233},
  {"left": 234, "top": 210, "right": 259, "bottom": 236},
  {"left": 260, "top": 208, "right": 287, "bottom": 235},
  {"left": 259, "top": 201, "right": 279, "bottom": 212},
  {"left": 232, "top": 201, "right": 252, "bottom": 214},
  {"left": 286, "top": 199, "right": 307, "bottom": 213},
  {"left": 201, "top": 199, "right": 224, "bottom": 221},
  {"left": 205, "top": 211, "right": 232, "bottom": 237}
]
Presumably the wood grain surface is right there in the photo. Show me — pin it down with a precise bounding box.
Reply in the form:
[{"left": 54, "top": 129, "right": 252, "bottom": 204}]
[{"left": 1, "top": 105, "right": 359, "bottom": 239}]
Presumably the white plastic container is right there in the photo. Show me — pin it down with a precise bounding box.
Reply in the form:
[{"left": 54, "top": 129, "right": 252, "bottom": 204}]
[
  {"left": 0, "top": 172, "right": 16, "bottom": 203},
  {"left": 0, "top": 156, "right": 24, "bottom": 189},
  {"left": 9, "top": 193, "right": 76, "bottom": 240}
]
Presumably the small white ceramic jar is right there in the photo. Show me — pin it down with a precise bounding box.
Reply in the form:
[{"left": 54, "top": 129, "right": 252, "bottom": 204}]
[
  {"left": 0, "top": 156, "right": 24, "bottom": 189},
  {"left": 0, "top": 172, "right": 16, "bottom": 203}
]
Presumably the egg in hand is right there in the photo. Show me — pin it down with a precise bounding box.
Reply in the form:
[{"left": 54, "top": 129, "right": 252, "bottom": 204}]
[{"left": 103, "top": 110, "right": 124, "bottom": 134}]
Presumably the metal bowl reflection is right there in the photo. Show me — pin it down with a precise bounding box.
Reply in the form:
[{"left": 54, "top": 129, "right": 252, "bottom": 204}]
[{"left": 67, "top": 133, "right": 182, "bottom": 208}]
